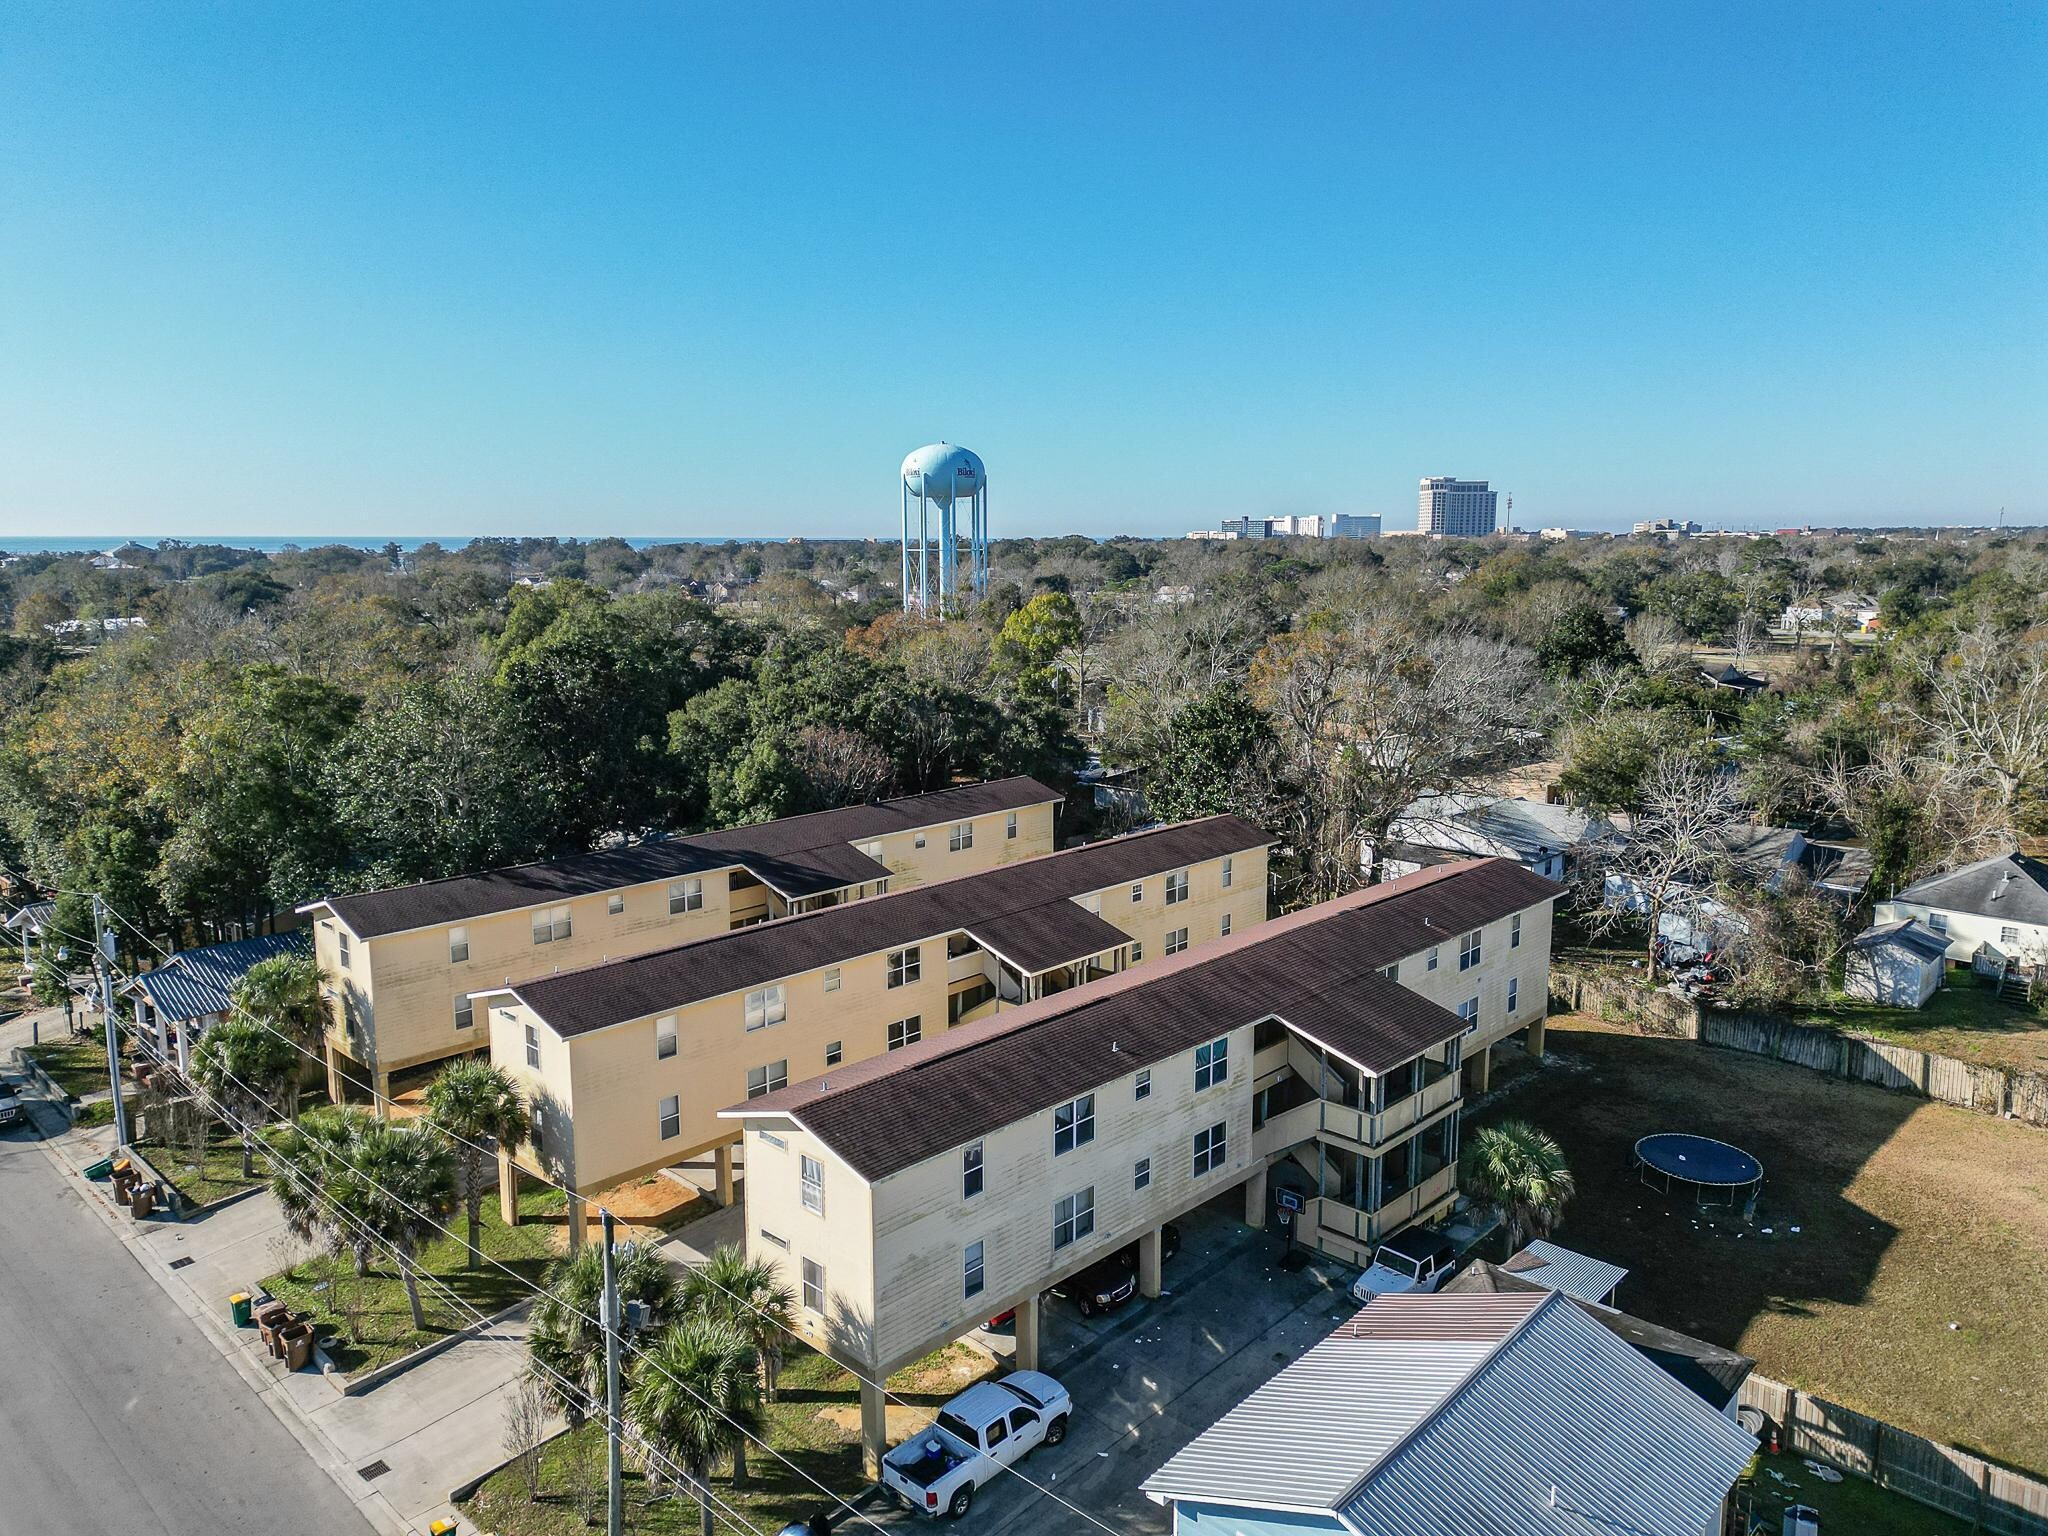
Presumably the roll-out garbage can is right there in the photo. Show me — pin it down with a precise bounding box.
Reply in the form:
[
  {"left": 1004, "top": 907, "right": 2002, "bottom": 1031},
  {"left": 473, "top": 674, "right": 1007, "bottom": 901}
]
[{"left": 230, "top": 1293, "right": 253, "bottom": 1327}]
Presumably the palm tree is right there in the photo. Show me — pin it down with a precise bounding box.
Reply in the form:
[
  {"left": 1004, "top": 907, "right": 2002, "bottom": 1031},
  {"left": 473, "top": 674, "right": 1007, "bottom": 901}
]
[
  {"left": 331, "top": 1119, "right": 459, "bottom": 1331},
  {"left": 528, "top": 1239, "right": 679, "bottom": 1425},
  {"left": 191, "top": 1017, "right": 299, "bottom": 1173},
  {"left": 626, "top": 1315, "right": 762, "bottom": 1536},
  {"left": 265, "top": 1107, "right": 373, "bottom": 1268},
  {"left": 228, "top": 950, "right": 325, "bottom": 1069},
  {"left": 423, "top": 1058, "right": 526, "bottom": 1270},
  {"left": 679, "top": 1243, "right": 796, "bottom": 1400},
  {"left": 1459, "top": 1119, "right": 1577, "bottom": 1252}
]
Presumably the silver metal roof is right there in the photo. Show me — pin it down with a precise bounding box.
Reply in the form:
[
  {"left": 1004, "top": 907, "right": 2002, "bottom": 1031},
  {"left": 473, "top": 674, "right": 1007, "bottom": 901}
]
[
  {"left": 1144, "top": 1290, "right": 1756, "bottom": 1535},
  {"left": 1499, "top": 1240, "right": 1630, "bottom": 1305}
]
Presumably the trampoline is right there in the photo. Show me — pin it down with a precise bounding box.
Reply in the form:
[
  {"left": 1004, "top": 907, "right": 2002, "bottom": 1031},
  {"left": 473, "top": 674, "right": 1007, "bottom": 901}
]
[{"left": 1634, "top": 1133, "right": 1763, "bottom": 1209}]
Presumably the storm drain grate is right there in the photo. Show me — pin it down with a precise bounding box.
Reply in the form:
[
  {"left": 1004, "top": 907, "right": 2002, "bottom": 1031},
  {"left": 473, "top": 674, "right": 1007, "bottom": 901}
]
[
  {"left": 167, "top": 1256, "right": 194, "bottom": 1271},
  {"left": 357, "top": 1461, "right": 390, "bottom": 1481}
]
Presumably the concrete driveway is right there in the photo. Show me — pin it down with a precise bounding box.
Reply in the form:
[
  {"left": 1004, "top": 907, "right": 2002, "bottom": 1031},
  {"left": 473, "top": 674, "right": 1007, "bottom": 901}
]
[{"left": 870, "top": 1189, "right": 1361, "bottom": 1534}]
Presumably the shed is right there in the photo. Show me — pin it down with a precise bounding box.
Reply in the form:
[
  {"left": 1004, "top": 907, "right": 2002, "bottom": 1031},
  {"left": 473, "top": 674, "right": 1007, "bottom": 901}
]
[
  {"left": 1843, "top": 919, "right": 1949, "bottom": 1009},
  {"left": 1500, "top": 1238, "right": 1630, "bottom": 1306}
]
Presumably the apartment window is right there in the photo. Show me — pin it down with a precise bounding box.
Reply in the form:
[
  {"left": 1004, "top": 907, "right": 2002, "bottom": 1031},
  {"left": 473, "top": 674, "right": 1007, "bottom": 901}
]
[
  {"left": 1928, "top": 912, "right": 1948, "bottom": 933},
  {"left": 2001, "top": 925, "right": 2020, "bottom": 946},
  {"left": 744, "top": 985, "right": 786, "bottom": 1031},
  {"left": 448, "top": 927, "right": 469, "bottom": 964},
  {"left": 1220, "top": 913, "right": 1232, "bottom": 938},
  {"left": 1380, "top": 961, "right": 1399, "bottom": 982},
  {"left": 1427, "top": 946, "right": 1439, "bottom": 972},
  {"left": 1165, "top": 870, "right": 1189, "bottom": 906},
  {"left": 760, "top": 1229, "right": 789, "bottom": 1251},
  {"left": 1510, "top": 913, "right": 1522, "bottom": 950},
  {"left": 669, "top": 878, "right": 704, "bottom": 915},
  {"left": 533, "top": 905, "right": 571, "bottom": 944},
  {"left": 1134, "top": 1069, "right": 1151, "bottom": 1101},
  {"left": 888, "top": 1016, "right": 922, "bottom": 1051},
  {"left": 1053, "top": 1094, "right": 1096, "bottom": 1155},
  {"left": 1459, "top": 930, "right": 1482, "bottom": 972},
  {"left": 1130, "top": 883, "right": 1144, "bottom": 903},
  {"left": 336, "top": 930, "right": 351, "bottom": 968},
  {"left": 530, "top": 1104, "right": 545, "bottom": 1154},
  {"left": 887, "top": 946, "right": 922, "bottom": 988},
  {"left": 800, "top": 1155, "right": 824, "bottom": 1214},
  {"left": 1052, "top": 1187, "right": 1095, "bottom": 1251},
  {"left": 1006, "top": 812, "right": 1018, "bottom": 841},
  {"left": 657, "top": 1094, "right": 680, "bottom": 1139},
  {"left": 1457, "top": 996, "right": 1480, "bottom": 1033},
  {"left": 914, "top": 833, "right": 926, "bottom": 849},
  {"left": 801, "top": 1258, "right": 825, "bottom": 1313},
  {"left": 963, "top": 1142, "right": 984, "bottom": 1199},
  {"left": 608, "top": 893, "right": 625, "bottom": 915},
  {"left": 1129, "top": 939, "right": 1144, "bottom": 963},
  {"left": 1193, "top": 1121, "right": 1227, "bottom": 1177},
  {"left": 1165, "top": 927, "right": 1190, "bottom": 956},
  {"left": 963, "top": 1240, "right": 985, "bottom": 1300},
  {"left": 950, "top": 822, "right": 974, "bottom": 852},
  {"left": 823, "top": 966, "right": 841, "bottom": 993},
  {"left": 454, "top": 996, "right": 474, "bottom": 1031},
  {"left": 524, "top": 1023, "right": 540, "bottom": 1069},
  {"left": 746, "top": 1060, "right": 788, "bottom": 1099},
  {"left": 1194, "top": 1035, "right": 1229, "bottom": 1091},
  {"left": 1221, "top": 856, "right": 1234, "bottom": 889},
  {"left": 656, "top": 1014, "right": 678, "bottom": 1060},
  {"left": 1507, "top": 976, "right": 1520, "bottom": 1015},
  {"left": 1134, "top": 1157, "right": 1151, "bottom": 1190},
  {"left": 824, "top": 1039, "right": 843, "bottom": 1066}
]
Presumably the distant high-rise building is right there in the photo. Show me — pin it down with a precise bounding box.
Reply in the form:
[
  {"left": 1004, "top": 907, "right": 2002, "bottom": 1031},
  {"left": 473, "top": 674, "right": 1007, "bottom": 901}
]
[
  {"left": 1330, "top": 513, "right": 1380, "bottom": 539},
  {"left": 1417, "top": 478, "right": 1498, "bottom": 537}
]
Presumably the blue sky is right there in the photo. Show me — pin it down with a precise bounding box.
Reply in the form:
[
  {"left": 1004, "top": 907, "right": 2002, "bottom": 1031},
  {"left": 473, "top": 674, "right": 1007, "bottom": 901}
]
[{"left": 2, "top": 2, "right": 2042, "bottom": 538}]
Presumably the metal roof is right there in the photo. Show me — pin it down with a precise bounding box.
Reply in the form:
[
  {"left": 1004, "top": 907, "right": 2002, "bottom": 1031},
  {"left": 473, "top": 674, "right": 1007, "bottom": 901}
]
[
  {"left": 1144, "top": 1291, "right": 1757, "bottom": 1535},
  {"left": 124, "top": 930, "right": 312, "bottom": 1023},
  {"left": 1499, "top": 1240, "right": 1629, "bottom": 1305},
  {"left": 311, "top": 777, "right": 1063, "bottom": 938},
  {"left": 4, "top": 900, "right": 53, "bottom": 934}
]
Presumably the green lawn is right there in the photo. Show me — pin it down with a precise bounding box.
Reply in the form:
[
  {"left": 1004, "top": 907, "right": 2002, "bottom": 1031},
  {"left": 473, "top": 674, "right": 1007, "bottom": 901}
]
[
  {"left": 71, "top": 1097, "right": 118, "bottom": 1129},
  {"left": 136, "top": 1133, "right": 267, "bottom": 1206},
  {"left": 24, "top": 1036, "right": 112, "bottom": 1098},
  {"left": 262, "top": 1183, "right": 568, "bottom": 1374},
  {"left": 460, "top": 1343, "right": 991, "bottom": 1534},
  {"left": 1735, "top": 1452, "right": 1970, "bottom": 1535},
  {"left": 1786, "top": 977, "right": 2048, "bottom": 1076}
]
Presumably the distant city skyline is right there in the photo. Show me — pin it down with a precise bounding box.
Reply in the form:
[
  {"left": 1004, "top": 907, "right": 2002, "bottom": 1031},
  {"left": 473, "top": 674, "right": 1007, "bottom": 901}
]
[{"left": 2, "top": 2, "right": 2042, "bottom": 539}]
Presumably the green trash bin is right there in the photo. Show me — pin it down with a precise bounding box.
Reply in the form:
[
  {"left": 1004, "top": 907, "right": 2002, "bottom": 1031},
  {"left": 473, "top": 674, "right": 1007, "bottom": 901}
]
[
  {"left": 230, "top": 1292, "right": 253, "bottom": 1328},
  {"left": 84, "top": 1157, "right": 114, "bottom": 1181}
]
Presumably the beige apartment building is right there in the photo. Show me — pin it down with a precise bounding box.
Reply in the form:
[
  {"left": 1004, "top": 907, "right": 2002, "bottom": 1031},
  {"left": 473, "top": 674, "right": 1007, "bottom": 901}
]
[
  {"left": 479, "top": 815, "right": 1272, "bottom": 1229},
  {"left": 723, "top": 856, "right": 1557, "bottom": 1471},
  {"left": 298, "top": 777, "right": 1062, "bottom": 1104}
]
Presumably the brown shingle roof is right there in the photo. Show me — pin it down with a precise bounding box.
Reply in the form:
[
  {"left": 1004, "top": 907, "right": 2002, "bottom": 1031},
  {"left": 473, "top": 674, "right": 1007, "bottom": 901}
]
[
  {"left": 727, "top": 858, "right": 1560, "bottom": 1182},
  {"left": 313, "top": 777, "right": 1062, "bottom": 938},
  {"left": 503, "top": 815, "right": 1273, "bottom": 1038}
]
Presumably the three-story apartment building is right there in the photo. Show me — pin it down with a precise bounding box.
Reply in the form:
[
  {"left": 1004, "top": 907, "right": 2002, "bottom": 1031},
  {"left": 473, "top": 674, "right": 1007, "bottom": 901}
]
[
  {"left": 298, "top": 777, "right": 1062, "bottom": 1104},
  {"left": 479, "top": 816, "right": 1273, "bottom": 1233},
  {"left": 723, "top": 857, "right": 1557, "bottom": 1472}
]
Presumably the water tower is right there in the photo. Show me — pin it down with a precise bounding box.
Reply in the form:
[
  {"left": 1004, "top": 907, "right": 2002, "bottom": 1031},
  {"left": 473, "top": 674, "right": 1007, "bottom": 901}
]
[{"left": 899, "top": 443, "right": 989, "bottom": 615}]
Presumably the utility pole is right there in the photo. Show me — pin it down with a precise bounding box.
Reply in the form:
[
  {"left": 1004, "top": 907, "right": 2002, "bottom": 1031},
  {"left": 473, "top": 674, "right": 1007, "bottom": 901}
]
[
  {"left": 91, "top": 896, "right": 127, "bottom": 1148},
  {"left": 601, "top": 1206, "right": 624, "bottom": 1536}
]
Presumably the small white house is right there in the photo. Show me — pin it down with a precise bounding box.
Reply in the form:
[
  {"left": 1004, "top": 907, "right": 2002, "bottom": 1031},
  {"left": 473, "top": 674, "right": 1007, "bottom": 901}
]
[
  {"left": 1877, "top": 851, "right": 2048, "bottom": 968},
  {"left": 1844, "top": 919, "right": 1950, "bottom": 1010}
]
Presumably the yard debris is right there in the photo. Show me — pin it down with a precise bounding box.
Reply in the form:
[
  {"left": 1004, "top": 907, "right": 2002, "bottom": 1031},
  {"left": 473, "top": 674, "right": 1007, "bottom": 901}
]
[{"left": 1802, "top": 1460, "right": 1843, "bottom": 1483}]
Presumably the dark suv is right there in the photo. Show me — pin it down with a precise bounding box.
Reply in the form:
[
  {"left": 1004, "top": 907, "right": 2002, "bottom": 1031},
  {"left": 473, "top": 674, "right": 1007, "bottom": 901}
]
[{"left": 1051, "top": 1223, "right": 1183, "bottom": 1317}]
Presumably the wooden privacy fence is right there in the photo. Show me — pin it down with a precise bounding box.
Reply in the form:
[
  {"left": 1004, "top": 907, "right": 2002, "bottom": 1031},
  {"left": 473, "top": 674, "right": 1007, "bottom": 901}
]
[
  {"left": 1551, "top": 970, "right": 2048, "bottom": 1128},
  {"left": 1739, "top": 1374, "right": 2048, "bottom": 1534}
]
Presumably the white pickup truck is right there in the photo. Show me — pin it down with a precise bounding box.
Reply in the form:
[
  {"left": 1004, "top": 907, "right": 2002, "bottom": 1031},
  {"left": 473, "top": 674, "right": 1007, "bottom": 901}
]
[{"left": 880, "top": 1370, "right": 1072, "bottom": 1519}]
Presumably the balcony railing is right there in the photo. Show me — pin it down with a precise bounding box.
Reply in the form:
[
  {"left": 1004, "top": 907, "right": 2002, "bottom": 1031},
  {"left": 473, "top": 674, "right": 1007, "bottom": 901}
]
[{"left": 1304, "top": 1163, "right": 1459, "bottom": 1255}]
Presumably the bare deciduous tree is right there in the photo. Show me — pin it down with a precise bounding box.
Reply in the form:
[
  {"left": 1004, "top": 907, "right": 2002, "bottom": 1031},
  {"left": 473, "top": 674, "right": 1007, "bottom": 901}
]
[
  {"left": 793, "top": 725, "right": 893, "bottom": 809},
  {"left": 502, "top": 1375, "right": 553, "bottom": 1504},
  {"left": 1907, "top": 627, "right": 2048, "bottom": 824},
  {"left": 1624, "top": 612, "right": 1689, "bottom": 677},
  {"left": 1579, "top": 752, "right": 1747, "bottom": 982}
]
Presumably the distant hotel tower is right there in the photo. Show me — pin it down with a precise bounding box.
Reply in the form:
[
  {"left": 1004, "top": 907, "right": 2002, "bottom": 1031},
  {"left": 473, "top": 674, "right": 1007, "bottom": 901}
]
[{"left": 1417, "top": 477, "right": 1498, "bottom": 536}]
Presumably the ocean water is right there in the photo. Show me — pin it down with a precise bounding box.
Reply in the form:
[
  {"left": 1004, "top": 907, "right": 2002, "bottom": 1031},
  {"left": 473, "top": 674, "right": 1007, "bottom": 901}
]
[{"left": 0, "top": 535, "right": 766, "bottom": 555}]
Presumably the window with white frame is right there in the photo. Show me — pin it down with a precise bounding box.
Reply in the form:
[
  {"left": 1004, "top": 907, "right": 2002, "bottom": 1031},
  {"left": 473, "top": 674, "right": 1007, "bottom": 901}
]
[
  {"left": 1194, "top": 1035, "right": 1229, "bottom": 1091},
  {"left": 1166, "top": 870, "right": 1189, "bottom": 905},
  {"left": 1053, "top": 1094, "right": 1095, "bottom": 1155},
  {"left": 336, "top": 930, "right": 351, "bottom": 968},
  {"left": 1427, "top": 946, "right": 1439, "bottom": 971},
  {"left": 887, "top": 1015, "right": 921, "bottom": 1051},
  {"left": 745, "top": 985, "right": 786, "bottom": 1031},
  {"left": 746, "top": 1060, "right": 787, "bottom": 1099},
  {"left": 1005, "top": 812, "right": 1018, "bottom": 840},
  {"left": 533, "top": 905, "right": 571, "bottom": 944},
  {"left": 1129, "top": 939, "right": 1144, "bottom": 963},
  {"left": 1510, "top": 913, "right": 1522, "bottom": 949},
  {"left": 454, "top": 995, "right": 474, "bottom": 1030},
  {"left": 1193, "top": 1121, "right": 1227, "bottom": 1176},
  {"left": 963, "top": 1240, "right": 985, "bottom": 1299},
  {"left": 448, "top": 927, "right": 469, "bottom": 963},
  {"left": 963, "top": 1142, "right": 984, "bottom": 1198},
  {"left": 1381, "top": 961, "right": 1399, "bottom": 982},
  {"left": 950, "top": 822, "right": 974, "bottom": 852},
  {"left": 1130, "top": 882, "right": 1144, "bottom": 903},
  {"left": 1052, "top": 1187, "right": 1094, "bottom": 1251},
  {"left": 525, "top": 1022, "right": 540, "bottom": 1068},
  {"left": 800, "top": 1155, "right": 824, "bottom": 1214},
  {"left": 1221, "top": 856, "right": 1234, "bottom": 888},
  {"left": 669, "top": 878, "right": 703, "bottom": 915},
  {"left": 1134, "top": 1069, "right": 1151, "bottom": 1101},
  {"left": 1507, "top": 976, "right": 1519, "bottom": 1015},
  {"left": 1134, "top": 1157, "right": 1151, "bottom": 1189},
  {"left": 2001, "top": 925, "right": 2020, "bottom": 945},
  {"left": 658, "top": 1094, "right": 681, "bottom": 1139},
  {"left": 822, "top": 966, "right": 841, "bottom": 993},
  {"left": 530, "top": 1103, "right": 545, "bottom": 1153},
  {"left": 1928, "top": 912, "right": 1948, "bottom": 932},
  {"left": 1459, "top": 930, "right": 1482, "bottom": 971},
  {"left": 801, "top": 1257, "right": 825, "bottom": 1313},
  {"left": 608, "top": 893, "right": 625, "bottom": 915},
  {"left": 1165, "top": 927, "right": 1189, "bottom": 956},
  {"left": 887, "top": 947, "right": 921, "bottom": 988},
  {"left": 655, "top": 1014, "right": 679, "bottom": 1058},
  {"left": 1457, "top": 996, "right": 1480, "bottom": 1032},
  {"left": 824, "top": 1039, "right": 842, "bottom": 1066},
  {"left": 1220, "top": 913, "right": 1232, "bottom": 938},
  {"left": 914, "top": 832, "right": 926, "bottom": 849}
]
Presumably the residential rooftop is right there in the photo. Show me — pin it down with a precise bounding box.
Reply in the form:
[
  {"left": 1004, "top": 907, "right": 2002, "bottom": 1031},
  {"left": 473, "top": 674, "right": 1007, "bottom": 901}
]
[
  {"left": 308, "top": 776, "right": 1062, "bottom": 938},
  {"left": 124, "top": 929, "right": 311, "bottom": 1024},
  {"left": 1850, "top": 917, "right": 1952, "bottom": 961},
  {"left": 727, "top": 857, "right": 1558, "bottom": 1182},
  {"left": 1497, "top": 1239, "right": 1629, "bottom": 1305},
  {"left": 1894, "top": 850, "right": 2048, "bottom": 928},
  {"left": 497, "top": 814, "right": 1272, "bottom": 1040}
]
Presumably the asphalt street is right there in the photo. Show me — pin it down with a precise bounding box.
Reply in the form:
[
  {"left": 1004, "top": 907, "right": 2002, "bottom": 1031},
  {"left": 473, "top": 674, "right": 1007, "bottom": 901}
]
[{"left": 0, "top": 1094, "right": 374, "bottom": 1536}]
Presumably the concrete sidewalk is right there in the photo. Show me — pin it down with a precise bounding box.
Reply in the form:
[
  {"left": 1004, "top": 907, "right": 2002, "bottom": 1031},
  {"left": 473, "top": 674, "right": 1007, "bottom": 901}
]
[{"left": 20, "top": 1074, "right": 542, "bottom": 1536}]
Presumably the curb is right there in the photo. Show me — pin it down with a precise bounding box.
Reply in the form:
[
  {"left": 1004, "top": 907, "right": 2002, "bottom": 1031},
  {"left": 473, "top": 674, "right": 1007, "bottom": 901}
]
[{"left": 343, "top": 1297, "right": 532, "bottom": 1397}]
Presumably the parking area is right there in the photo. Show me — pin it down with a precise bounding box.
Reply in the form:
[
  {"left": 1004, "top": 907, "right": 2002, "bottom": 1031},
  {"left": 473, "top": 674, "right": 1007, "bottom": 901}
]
[{"left": 873, "top": 1187, "right": 1362, "bottom": 1534}]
